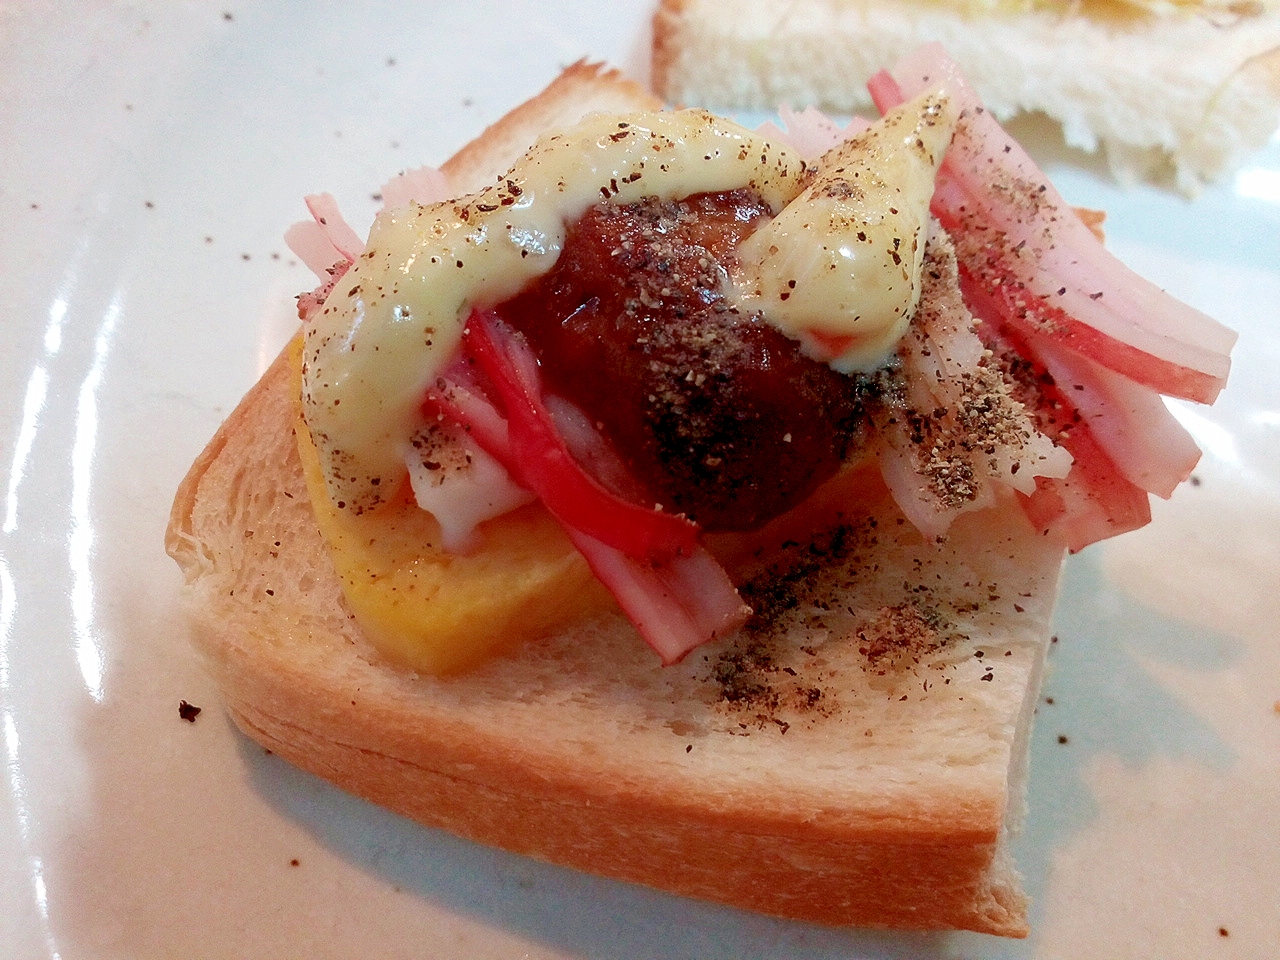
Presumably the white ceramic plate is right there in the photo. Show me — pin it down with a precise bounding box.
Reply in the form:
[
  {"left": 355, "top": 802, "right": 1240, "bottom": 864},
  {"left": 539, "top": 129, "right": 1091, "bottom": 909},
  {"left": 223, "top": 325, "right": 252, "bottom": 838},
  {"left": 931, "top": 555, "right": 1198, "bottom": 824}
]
[{"left": 2, "top": 3, "right": 1277, "bottom": 957}]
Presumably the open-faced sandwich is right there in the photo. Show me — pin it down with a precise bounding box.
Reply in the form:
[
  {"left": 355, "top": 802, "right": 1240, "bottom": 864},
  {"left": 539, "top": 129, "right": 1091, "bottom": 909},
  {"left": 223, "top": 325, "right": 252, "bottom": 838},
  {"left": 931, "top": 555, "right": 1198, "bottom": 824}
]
[
  {"left": 166, "top": 49, "right": 1234, "bottom": 936},
  {"left": 653, "top": 0, "right": 1280, "bottom": 193}
]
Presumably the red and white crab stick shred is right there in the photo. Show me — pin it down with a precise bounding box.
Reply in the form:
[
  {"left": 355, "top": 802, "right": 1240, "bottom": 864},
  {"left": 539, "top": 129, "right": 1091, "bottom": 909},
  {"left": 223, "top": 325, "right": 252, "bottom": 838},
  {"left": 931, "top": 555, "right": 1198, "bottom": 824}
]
[
  {"left": 870, "top": 44, "right": 1236, "bottom": 405},
  {"left": 1022, "top": 436, "right": 1154, "bottom": 554},
  {"left": 425, "top": 311, "right": 748, "bottom": 664},
  {"left": 566, "top": 528, "right": 750, "bottom": 666},
  {"left": 287, "top": 170, "right": 453, "bottom": 289},
  {"left": 1030, "top": 334, "right": 1202, "bottom": 499}
]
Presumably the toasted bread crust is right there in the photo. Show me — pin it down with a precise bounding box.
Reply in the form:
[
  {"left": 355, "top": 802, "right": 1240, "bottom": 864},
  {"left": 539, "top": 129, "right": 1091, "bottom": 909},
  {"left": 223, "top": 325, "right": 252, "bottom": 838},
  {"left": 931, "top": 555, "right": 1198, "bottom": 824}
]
[{"left": 167, "top": 64, "right": 1067, "bottom": 937}]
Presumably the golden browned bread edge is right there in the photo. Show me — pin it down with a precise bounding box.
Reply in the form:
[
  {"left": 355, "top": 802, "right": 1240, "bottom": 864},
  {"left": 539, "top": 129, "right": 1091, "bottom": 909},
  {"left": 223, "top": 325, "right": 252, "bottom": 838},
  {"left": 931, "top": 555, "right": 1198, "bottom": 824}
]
[
  {"left": 165, "top": 63, "right": 1064, "bottom": 937},
  {"left": 441, "top": 59, "right": 662, "bottom": 193},
  {"left": 651, "top": 0, "right": 696, "bottom": 108}
]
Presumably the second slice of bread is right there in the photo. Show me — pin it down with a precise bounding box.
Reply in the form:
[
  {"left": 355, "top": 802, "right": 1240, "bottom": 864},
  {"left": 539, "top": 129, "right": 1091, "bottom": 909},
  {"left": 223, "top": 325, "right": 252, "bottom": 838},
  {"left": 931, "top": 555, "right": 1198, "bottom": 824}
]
[{"left": 652, "top": 0, "right": 1280, "bottom": 193}]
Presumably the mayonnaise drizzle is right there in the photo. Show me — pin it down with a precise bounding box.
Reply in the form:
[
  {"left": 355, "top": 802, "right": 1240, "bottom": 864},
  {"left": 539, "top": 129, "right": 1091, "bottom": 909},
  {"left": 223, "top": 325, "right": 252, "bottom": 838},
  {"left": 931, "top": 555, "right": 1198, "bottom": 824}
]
[
  {"left": 303, "top": 109, "right": 807, "bottom": 513},
  {"left": 303, "top": 93, "right": 954, "bottom": 514},
  {"left": 731, "top": 89, "right": 958, "bottom": 372}
]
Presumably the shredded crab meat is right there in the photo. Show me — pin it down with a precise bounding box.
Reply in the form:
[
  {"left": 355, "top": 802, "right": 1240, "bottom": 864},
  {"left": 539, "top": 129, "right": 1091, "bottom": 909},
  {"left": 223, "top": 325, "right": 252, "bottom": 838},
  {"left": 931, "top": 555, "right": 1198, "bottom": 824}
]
[
  {"left": 566, "top": 527, "right": 749, "bottom": 666},
  {"left": 284, "top": 220, "right": 348, "bottom": 278},
  {"left": 873, "top": 45, "right": 1236, "bottom": 404},
  {"left": 756, "top": 107, "right": 870, "bottom": 160},
  {"left": 862, "top": 44, "right": 1232, "bottom": 548},
  {"left": 432, "top": 312, "right": 702, "bottom": 565},
  {"left": 875, "top": 231, "right": 1071, "bottom": 536},
  {"left": 378, "top": 165, "right": 452, "bottom": 212},
  {"left": 287, "top": 166, "right": 454, "bottom": 319},
  {"left": 421, "top": 311, "right": 748, "bottom": 663},
  {"left": 1019, "top": 428, "right": 1154, "bottom": 554},
  {"left": 982, "top": 319, "right": 1161, "bottom": 551}
]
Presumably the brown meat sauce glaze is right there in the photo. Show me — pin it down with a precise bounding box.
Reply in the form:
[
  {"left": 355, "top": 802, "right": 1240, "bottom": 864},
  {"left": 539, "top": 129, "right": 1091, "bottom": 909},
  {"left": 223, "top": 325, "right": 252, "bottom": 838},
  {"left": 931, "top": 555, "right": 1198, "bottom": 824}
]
[{"left": 498, "top": 189, "right": 882, "bottom": 532}]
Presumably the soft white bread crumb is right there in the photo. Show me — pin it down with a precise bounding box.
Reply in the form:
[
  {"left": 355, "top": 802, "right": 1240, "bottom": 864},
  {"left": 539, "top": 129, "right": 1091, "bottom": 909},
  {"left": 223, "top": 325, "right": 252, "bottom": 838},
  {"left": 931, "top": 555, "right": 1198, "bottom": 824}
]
[
  {"left": 166, "top": 61, "right": 1066, "bottom": 936},
  {"left": 653, "top": 0, "right": 1280, "bottom": 193}
]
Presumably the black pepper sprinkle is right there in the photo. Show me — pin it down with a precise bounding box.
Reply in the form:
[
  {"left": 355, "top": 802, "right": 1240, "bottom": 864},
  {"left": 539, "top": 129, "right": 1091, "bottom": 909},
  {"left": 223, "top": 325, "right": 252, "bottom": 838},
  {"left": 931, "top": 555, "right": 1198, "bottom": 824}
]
[{"left": 178, "top": 700, "right": 202, "bottom": 722}]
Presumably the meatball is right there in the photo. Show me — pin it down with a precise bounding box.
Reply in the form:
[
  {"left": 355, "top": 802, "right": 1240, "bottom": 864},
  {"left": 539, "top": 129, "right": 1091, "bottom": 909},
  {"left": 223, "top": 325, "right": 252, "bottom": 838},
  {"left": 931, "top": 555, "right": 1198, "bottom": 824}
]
[{"left": 497, "top": 190, "right": 870, "bottom": 532}]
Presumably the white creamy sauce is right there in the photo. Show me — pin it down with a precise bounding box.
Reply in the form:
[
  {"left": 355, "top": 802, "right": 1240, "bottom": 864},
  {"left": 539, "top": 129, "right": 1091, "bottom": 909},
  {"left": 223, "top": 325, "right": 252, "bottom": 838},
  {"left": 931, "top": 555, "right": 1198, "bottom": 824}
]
[
  {"left": 732, "top": 90, "right": 957, "bottom": 372},
  {"left": 303, "top": 92, "right": 953, "bottom": 514}
]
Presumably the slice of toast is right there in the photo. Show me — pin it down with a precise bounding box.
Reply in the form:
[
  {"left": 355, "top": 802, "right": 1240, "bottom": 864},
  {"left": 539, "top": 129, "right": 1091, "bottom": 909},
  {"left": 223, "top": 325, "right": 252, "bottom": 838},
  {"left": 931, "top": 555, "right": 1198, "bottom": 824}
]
[
  {"left": 652, "top": 0, "right": 1280, "bottom": 193},
  {"left": 166, "top": 61, "right": 1065, "bottom": 937}
]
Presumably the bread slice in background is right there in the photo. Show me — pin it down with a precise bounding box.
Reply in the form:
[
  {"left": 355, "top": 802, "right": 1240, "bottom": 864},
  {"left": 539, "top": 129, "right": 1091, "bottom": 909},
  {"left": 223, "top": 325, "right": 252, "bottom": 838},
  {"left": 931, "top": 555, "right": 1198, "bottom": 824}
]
[
  {"left": 652, "top": 0, "right": 1280, "bottom": 193},
  {"left": 166, "top": 61, "right": 1067, "bottom": 936}
]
